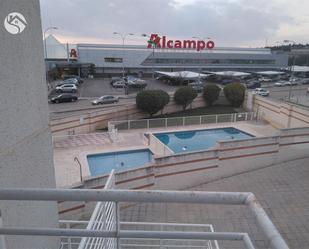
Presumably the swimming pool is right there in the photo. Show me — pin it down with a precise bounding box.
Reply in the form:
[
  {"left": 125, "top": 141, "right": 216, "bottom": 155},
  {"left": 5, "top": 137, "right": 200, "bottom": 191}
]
[
  {"left": 154, "top": 127, "right": 253, "bottom": 153},
  {"left": 87, "top": 149, "right": 153, "bottom": 176}
]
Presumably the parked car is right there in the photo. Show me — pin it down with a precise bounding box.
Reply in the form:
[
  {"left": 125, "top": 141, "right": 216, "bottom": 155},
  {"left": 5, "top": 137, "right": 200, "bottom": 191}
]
[
  {"left": 246, "top": 80, "right": 261, "bottom": 89},
  {"left": 55, "top": 84, "right": 77, "bottom": 93},
  {"left": 253, "top": 88, "right": 269, "bottom": 97},
  {"left": 50, "top": 93, "right": 78, "bottom": 103},
  {"left": 258, "top": 77, "right": 272, "bottom": 82},
  {"left": 91, "top": 95, "right": 119, "bottom": 105},
  {"left": 110, "top": 77, "right": 121, "bottom": 85},
  {"left": 128, "top": 79, "right": 147, "bottom": 88},
  {"left": 189, "top": 81, "right": 204, "bottom": 93},
  {"left": 63, "top": 75, "right": 83, "bottom": 84},
  {"left": 300, "top": 78, "right": 309, "bottom": 85},
  {"left": 221, "top": 78, "right": 234, "bottom": 85},
  {"left": 112, "top": 80, "right": 126, "bottom": 88},
  {"left": 56, "top": 78, "right": 79, "bottom": 87},
  {"left": 274, "top": 81, "right": 287, "bottom": 87}
]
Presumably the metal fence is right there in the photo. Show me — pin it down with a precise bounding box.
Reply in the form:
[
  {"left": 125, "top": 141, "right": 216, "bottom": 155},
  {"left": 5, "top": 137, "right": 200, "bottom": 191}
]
[
  {"left": 108, "top": 112, "right": 254, "bottom": 131},
  {"left": 78, "top": 170, "right": 117, "bottom": 249},
  {"left": 0, "top": 189, "right": 289, "bottom": 249}
]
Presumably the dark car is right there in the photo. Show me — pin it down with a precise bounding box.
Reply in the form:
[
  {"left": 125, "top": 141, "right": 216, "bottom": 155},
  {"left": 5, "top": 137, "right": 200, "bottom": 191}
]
[
  {"left": 50, "top": 93, "right": 78, "bottom": 103},
  {"left": 63, "top": 75, "right": 83, "bottom": 84},
  {"left": 246, "top": 80, "right": 261, "bottom": 89}
]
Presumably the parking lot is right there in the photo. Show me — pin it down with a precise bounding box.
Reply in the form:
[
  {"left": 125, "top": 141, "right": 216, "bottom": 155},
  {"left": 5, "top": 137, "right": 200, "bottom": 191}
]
[{"left": 48, "top": 77, "right": 309, "bottom": 118}]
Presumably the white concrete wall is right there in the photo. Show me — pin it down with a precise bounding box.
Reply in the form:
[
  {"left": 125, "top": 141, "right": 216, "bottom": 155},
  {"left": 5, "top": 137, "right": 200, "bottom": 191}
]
[
  {"left": 58, "top": 126, "right": 309, "bottom": 218},
  {"left": 0, "top": 1, "right": 59, "bottom": 248},
  {"left": 148, "top": 134, "right": 174, "bottom": 156},
  {"left": 251, "top": 96, "right": 309, "bottom": 129}
]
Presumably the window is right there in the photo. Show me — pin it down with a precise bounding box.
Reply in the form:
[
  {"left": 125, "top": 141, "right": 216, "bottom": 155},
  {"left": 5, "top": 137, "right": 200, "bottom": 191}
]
[{"left": 104, "top": 57, "right": 123, "bottom": 63}]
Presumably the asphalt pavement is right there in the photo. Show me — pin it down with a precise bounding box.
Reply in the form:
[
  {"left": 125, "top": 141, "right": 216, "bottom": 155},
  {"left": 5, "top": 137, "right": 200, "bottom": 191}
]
[{"left": 48, "top": 78, "right": 309, "bottom": 119}]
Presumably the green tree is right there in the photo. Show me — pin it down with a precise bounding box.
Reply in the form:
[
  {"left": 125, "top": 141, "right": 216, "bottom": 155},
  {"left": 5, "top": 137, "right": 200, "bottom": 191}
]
[
  {"left": 136, "top": 90, "right": 170, "bottom": 117},
  {"left": 223, "top": 83, "right": 246, "bottom": 107},
  {"left": 203, "top": 84, "right": 221, "bottom": 106},
  {"left": 174, "top": 86, "right": 198, "bottom": 110}
]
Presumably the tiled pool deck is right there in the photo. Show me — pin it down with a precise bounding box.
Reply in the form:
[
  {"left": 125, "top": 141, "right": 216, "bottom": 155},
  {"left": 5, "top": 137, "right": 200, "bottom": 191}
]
[
  {"left": 53, "top": 120, "right": 278, "bottom": 187},
  {"left": 120, "top": 157, "right": 309, "bottom": 249}
]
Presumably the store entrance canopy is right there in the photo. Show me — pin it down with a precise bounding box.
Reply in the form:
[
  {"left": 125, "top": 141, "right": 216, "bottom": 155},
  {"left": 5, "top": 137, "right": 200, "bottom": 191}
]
[{"left": 155, "top": 71, "right": 210, "bottom": 79}]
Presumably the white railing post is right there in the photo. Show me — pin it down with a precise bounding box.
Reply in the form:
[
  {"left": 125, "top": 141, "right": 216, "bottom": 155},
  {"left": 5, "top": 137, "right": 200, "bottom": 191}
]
[
  {"left": 128, "top": 121, "right": 130, "bottom": 130},
  {"left": 116, "top": 202, "right": 120, "bottom": 249},
  {"left": 183, "top": 117, "right": 185, "bottom": 126},
  {"left": 200, "top": 115, "right": 202, "bottom": 125},
  {"left": 147, "top": 119, "right": 150, "bottom": 129},
  {"left": 215, "top": 115, "right": 218, "bottom": 123},
  {"left": 165, "top": 118, "right": 167, "bottom": 128},
  {"left": 245, "top": 113, "right": 248, "bottom": 121},
  {"left": 66, "top": 222, "right": 72, "bottom": 249}
]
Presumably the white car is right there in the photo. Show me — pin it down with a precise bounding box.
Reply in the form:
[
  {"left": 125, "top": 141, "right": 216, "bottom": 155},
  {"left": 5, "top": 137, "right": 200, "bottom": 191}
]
[
  {"left": 274, "top": 81, "right": 287, "bottom": 87},
  {"left": 112, "top": 80, "right": 126, "bottom": 88},
  {"left": 259, "top": 77, "right": 272, "bottom": 82},
  {"left": 55, "top": 84, "right": 77, "bottom": 93},
  {"left": 253, "top": 88, "right": 269, "bottom": 97}
]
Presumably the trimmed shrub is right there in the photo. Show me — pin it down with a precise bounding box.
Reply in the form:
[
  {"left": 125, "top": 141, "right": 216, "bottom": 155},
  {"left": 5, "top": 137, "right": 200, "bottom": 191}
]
[
  {"left": 203, "top": 84, "right": 221, "bottom": 106},
  {"left": 136, "top": 90, "right": 170, "bottom": 116},
  {"left": 223, "top": 83, "right": 246, "bottom": 107},
  {"left": 174, "top": 86, "right": 198, "bottom": 110}
]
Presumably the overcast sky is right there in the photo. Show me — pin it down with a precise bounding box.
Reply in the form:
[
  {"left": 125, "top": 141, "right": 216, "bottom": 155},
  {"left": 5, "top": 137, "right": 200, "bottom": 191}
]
[{"left": 40, "top": 0, "right": 309, "bottom": 47}]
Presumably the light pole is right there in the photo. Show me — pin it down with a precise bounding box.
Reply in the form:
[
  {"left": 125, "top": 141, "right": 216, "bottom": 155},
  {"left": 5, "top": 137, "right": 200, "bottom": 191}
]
[
  {"left": 283, "top": 40, "right": 297, "bottom": 101},
  {"left": 192, "top": 36, "right": 211, "bottom": 81},
  {"left": 113, "top": 32, "right": 134, "bottom": 95},
  {"left": 43, "top": 26, "right": 58, "bottom": 59},
  {"left": 113, "top": 32, "right": 134, "bottom": 78}
]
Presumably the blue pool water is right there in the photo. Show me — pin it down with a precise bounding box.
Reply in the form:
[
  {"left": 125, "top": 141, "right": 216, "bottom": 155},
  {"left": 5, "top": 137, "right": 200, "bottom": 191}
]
[
  {"left": 154, "top": 127, "right": 253, "bottom": 153},
  {"left": 87, "top": 149, "right": 153, "bottom": 176}
]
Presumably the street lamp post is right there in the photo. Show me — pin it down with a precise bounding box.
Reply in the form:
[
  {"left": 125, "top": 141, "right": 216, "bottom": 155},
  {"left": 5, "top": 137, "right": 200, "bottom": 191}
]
[
  {"left": 192, "top": 36, "right": 211, "bottom": 81},
  {"left": 113, "top": 32, "right": 134, "bottom": 78},
  {"left": 113, "top": 32, "right": 134, "bottom": 95},
  {"left": 283, "top": 40, "right": 297, "bottom": 101}
]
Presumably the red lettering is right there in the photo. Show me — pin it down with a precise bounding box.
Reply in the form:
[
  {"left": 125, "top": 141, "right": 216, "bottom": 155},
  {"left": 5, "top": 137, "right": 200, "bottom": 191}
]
[
  {"left": 162, "top": 36, "right": 166, "bottom": 48},
  {"left": 147, "top": 34, "right": 215, "bottom": 50},
  {"left": 197, "top": 41, "right": 205, "bottom": 51},
  {"left": 167, "top": 40, "right": 173, "bottom": 48},
  {"left": 206, "top": 41, "right": 215, "bottom": 49},
  {"left": 174, "top": 40, "right": 182, "bottom": 48},
  {"left": 183, "top": 40, "right": 196, "bottom": 49},
  {"left": 70, "top": 49, "right": 77, "bottom": 58}
]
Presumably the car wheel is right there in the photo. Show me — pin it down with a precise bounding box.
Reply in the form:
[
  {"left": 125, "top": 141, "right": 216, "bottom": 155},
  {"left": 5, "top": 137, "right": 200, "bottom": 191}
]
[{"left": 56, "top": 100, "right": 59, "bottom": 103}]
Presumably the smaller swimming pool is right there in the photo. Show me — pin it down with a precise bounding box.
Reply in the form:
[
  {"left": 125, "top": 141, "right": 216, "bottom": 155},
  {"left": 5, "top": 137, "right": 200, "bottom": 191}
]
[
  {"left": 154, "top": 127, "right": 253, "bottom": 154},
  {"left": 87, "top": 149, "right": 153, "bottom": 176}
]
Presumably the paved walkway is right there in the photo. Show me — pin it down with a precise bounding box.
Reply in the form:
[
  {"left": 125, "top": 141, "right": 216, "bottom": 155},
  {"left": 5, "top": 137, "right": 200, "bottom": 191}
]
[{"left": 120, "top": 157, "right": 309, "bottom": 249}]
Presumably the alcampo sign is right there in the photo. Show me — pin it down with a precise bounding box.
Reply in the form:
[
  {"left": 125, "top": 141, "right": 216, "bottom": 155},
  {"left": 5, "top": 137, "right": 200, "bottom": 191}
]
[{"left": 147, "top": 34, "right": 215, "bottom": 51}]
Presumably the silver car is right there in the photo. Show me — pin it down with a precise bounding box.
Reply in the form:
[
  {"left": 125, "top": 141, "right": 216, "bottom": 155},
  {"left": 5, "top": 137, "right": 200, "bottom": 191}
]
[{"left": 91, "top": 95, "right": 119, "bottom": 105}]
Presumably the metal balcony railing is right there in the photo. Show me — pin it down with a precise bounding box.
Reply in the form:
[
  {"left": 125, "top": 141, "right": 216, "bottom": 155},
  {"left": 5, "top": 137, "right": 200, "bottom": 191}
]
[
  {"left": 0, "top": 170, "right": 289, "bottom": 249},
  {"left": 108, "top": 112, "right": 255, "bottom": 131}
]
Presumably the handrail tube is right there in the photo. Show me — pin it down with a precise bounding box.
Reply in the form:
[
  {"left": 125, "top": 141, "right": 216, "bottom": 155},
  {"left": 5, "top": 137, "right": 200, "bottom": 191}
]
[
  {"left": 0, "top": 189, "right": 251, "bottom": 204},
  {"left": 0, "top": 228, "right": 247, "bottom": 240},
  {"left": 0, "top": 188, "right": 289, "bottom": 249}
]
